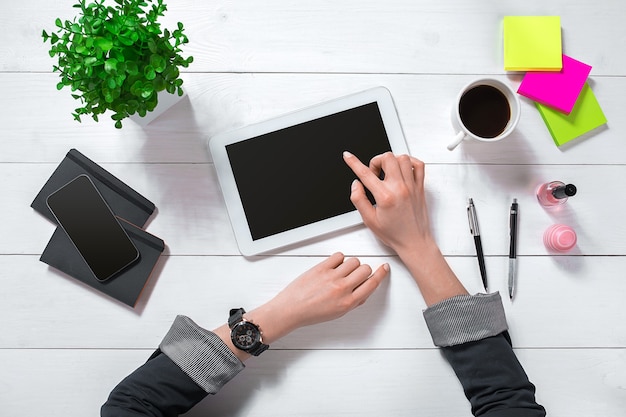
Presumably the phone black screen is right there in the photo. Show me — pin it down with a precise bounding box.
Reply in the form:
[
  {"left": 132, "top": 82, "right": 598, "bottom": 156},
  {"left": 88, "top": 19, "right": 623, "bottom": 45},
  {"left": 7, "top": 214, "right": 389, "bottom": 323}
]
[
  {"left": 226, "top": 102, "right": 391, "bottom": 240},
  {"left": 46, "top": 175, "right": 139, "bottom": 281}
]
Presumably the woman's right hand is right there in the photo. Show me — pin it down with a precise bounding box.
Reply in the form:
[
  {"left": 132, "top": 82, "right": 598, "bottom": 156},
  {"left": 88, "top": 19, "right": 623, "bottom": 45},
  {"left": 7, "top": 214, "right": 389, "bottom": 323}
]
[
  {"left": 343, "top": 151, "right": 468, "bottom": 306},
  {"left": 342, "top": 151, "right": 435, "bottom": 257}
]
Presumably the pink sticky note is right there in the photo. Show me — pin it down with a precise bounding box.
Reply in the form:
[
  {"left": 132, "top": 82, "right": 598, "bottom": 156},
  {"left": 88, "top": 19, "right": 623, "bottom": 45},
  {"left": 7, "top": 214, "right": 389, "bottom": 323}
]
[{"left": 517, "top": 55, "right": 592, "bottom": 114}]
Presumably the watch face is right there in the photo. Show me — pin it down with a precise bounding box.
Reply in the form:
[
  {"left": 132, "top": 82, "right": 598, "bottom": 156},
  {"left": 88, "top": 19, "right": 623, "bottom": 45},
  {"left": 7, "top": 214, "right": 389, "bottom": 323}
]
[{"left": 231, "top": 321, "right": 261, "bottom": 350}]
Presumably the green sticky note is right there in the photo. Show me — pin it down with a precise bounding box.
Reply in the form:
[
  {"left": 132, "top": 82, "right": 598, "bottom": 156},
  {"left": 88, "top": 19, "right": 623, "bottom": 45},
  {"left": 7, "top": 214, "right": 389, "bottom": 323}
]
[
  {"left": 504, "top": 16, "right": 562, "bottom": 71},
  {"left": 536, "top": 83, "right": 607, "bottom": 146}
]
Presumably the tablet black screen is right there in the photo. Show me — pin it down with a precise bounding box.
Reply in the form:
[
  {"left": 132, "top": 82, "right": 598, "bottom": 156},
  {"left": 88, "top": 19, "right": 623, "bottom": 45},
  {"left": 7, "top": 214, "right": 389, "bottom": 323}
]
[{"left": 226, "top": 102, "right": 391, "bottom": 241}]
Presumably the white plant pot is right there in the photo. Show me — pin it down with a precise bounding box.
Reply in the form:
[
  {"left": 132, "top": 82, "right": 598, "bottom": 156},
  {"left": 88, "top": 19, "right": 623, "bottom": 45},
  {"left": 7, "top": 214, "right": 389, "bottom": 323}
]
[{"left": 130, "top": 89, "right": 186, "bottom": 126}]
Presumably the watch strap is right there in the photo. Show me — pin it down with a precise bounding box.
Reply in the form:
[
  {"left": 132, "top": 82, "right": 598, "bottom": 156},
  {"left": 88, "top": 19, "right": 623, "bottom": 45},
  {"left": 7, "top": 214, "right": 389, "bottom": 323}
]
[
  {"left": 228, "top": 308, "right": 245, "bottom": 328},
  {"left": 248, "top": 341, "right": 269, "bottom": 356}
]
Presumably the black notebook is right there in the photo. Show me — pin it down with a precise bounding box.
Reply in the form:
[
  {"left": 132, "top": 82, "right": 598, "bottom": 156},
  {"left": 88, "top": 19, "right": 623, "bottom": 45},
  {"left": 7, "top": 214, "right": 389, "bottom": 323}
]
[
  {"left": 40, "top": 219, "right": 165, "bottom": 307},
  {"left": 31, "top": 148, "right": 155, "bottom": 228}
]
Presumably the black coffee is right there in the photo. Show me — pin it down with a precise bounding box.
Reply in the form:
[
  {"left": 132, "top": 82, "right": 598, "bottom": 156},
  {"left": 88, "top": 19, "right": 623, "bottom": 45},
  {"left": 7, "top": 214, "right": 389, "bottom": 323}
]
[{"left": 459, "top": 85, "right": 510, "bottom": 138}]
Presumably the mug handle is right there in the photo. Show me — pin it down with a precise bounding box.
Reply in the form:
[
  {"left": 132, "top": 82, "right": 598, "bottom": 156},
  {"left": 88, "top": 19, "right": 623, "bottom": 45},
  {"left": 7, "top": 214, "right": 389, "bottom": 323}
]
[{"left": 447, "top": 131, "right": 466, "bottom": 151}]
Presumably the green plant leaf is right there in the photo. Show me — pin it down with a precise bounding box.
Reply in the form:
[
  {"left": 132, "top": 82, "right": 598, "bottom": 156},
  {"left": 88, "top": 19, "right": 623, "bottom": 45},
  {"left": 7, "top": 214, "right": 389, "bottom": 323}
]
[
  {"left": 55, "top": 18, "right": 63, "bottom": 28},
  {"left": 140, "top": 83, "right": 154, "bottom": 98},
  {"left": 104, "top": 58, "right": 118, "bottom": 73},
  {"left": 152, "top": 75, "right": 165, "bottom": 91},
  {"left": 103, "top": 89, "right": 112, "bottom": 103},
  {"left": 126, "top": 61, "right": 139, "bottom": 75},
  {"left": 116, "top": 61, "right": 127, "bottom": 73},
  {"left": 130, "top": 80, "right": 143, "bottom": 96},
  {"left": 150, "top": 54, "right": 166, "bottom": 72},
  {"left": 144, "top": 65, "right": 156, "bottom": 80},
  {"left": 94, "top": 37, "right": 113, "bottom": 51},
  {"left": 107, "top": 77, "right": 117, "bottom": 89}
]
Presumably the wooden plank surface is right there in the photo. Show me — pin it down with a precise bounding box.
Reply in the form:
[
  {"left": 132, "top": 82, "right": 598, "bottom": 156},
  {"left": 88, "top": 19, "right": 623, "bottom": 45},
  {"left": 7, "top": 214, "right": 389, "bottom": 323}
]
[
  {"left": 5, "top": 163, "right": 626, "bottom": 256},
  {"left": 1, "top": 0, "right": 624, "bottom": 416},
  {"left": 2, "top": 255, "right": 626, "bottom": 349},
  {"left": 1, "top": 73, "right": 624, "bottom": 165},
  {"left": 3, "top": 0, "right": 626, "bottom": 75}
]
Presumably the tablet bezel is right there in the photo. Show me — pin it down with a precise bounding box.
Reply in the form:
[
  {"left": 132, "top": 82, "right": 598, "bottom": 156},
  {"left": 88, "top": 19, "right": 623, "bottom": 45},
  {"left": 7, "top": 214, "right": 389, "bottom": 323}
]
[{"left": 208, "top": 87, "right": 409, "bottom": 256}]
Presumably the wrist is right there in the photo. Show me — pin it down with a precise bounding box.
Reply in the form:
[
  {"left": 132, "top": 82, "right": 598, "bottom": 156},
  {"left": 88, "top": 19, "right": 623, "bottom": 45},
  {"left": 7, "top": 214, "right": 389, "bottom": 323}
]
[
  {"left": 214, "top": 298, "right": 302, "bottom": 362},
  {"left": 396, "top": 239, "right": 468, "bottom": 306},
  {"left": 394, "top": 235, "right": 440, "bottom": 264},
  {"left": 244, "top": 301, "right": 298, "bottom": 345}
]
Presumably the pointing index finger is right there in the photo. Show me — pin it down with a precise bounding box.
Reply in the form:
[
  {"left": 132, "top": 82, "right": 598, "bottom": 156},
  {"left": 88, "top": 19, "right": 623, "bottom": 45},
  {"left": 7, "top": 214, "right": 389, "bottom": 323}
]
[{"left": 343, "top": 151, "right": 382, "bottom": 192}]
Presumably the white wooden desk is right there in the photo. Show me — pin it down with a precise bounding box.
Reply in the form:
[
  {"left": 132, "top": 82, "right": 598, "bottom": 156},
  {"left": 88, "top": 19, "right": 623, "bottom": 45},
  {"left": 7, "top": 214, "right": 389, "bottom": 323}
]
[{"left": 2, "top": 1, "right": 625, "bottom": 415}]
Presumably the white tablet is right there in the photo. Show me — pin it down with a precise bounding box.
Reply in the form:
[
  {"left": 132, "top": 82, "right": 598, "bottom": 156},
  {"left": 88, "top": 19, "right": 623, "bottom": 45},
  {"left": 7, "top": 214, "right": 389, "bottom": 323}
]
[{"left": 208, "top": 87, "right": 409, "bottom": 256}]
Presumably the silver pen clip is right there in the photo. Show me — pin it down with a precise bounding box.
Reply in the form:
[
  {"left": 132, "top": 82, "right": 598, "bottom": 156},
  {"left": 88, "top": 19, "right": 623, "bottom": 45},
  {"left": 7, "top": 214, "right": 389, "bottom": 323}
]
[{"left": 467, "top": 198, "right": 479, "bottom": 236}]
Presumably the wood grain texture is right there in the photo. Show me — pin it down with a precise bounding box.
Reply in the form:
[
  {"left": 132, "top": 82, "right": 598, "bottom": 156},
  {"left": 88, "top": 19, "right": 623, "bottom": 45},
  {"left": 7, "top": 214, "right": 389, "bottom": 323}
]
[
  {"left": 2, "top": 255, "right": 625, "bottom": 349},
  {"left": 3, "top": 0, "right": 626, "bottom": 74},
  {"left": 0, "top": 73, "right": 623, "bottom": 164},
  {"left": 7, "top": 163, "right": 626, "bottom": 256},
  {"left": 1, "top": 0, "right": 625, "bottom": 415}
]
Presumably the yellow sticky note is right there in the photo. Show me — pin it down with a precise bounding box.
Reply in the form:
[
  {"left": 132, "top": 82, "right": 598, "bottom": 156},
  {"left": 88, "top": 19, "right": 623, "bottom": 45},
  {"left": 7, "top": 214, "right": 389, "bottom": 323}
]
[{"left": 504, "top": 16, "right": 562, "bottom": 71}]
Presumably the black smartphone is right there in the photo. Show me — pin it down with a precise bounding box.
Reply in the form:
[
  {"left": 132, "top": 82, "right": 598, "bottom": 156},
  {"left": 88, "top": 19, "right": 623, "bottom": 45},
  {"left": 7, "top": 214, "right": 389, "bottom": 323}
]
[{"left": 46, "top": 175, "right": 140, "bottom": 282}]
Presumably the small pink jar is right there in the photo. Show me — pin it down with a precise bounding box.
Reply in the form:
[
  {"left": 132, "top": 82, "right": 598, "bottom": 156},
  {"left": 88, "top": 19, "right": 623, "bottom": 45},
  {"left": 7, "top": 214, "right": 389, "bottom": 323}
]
[{"left": 543, "top": 224, "right": 577, "bottom": 252}]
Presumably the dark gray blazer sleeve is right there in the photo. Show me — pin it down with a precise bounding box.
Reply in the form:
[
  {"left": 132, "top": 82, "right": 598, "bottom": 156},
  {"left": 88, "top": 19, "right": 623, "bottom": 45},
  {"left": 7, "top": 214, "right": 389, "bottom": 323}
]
[
  {"left": 423, "top": 293, "right": 546, "bottom": 417},
  {"left": 101, "top": 316, "right": 245, "bottom": 417}
]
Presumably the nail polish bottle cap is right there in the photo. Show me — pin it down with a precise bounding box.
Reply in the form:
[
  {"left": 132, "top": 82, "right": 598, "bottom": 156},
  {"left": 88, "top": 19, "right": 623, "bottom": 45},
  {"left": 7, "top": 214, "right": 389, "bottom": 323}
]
[
  {"left": 552, "top": 184, "right": 577, "bottom": 199},
  {"left": 544, "top": 224, "right": 577, "bottom": 252}
]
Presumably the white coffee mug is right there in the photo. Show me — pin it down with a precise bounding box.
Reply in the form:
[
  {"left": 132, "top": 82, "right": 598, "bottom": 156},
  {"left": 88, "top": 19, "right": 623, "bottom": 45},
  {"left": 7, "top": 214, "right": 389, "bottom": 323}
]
[{"left": 447, "top": 78, "right": 520, "bottom": 151}]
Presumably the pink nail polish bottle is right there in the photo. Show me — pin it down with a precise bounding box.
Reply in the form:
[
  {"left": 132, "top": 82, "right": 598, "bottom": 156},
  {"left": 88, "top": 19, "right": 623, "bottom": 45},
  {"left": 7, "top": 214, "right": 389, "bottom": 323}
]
[
  {"left": 543, "top": 224, "right": 577, "bottom": 252},
  {"left": 536, "top": 181, "right": 577, "bottom": 207}
]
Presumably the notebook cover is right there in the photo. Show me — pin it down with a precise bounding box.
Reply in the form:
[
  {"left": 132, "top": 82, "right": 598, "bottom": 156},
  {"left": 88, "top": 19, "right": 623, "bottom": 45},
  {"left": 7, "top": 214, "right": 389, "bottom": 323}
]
[
  {"left": 518, "top": 55, "right": 592, "bottom": 115},
  {"left": 40, "top": 219, "right": 165, "bottom": 307},
  {"left": 503, "top": 16, "right": 562, "bottom": 71},
  {"left": 31, "top": 149, "right": 155, "bottom": 227},
  {"left": 536, "top": 83, "right": 607, "bottom": 146}
]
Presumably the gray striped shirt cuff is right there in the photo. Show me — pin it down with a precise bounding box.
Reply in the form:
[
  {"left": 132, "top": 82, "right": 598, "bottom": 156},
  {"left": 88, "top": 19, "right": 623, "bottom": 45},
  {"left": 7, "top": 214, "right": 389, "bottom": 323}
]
[
  {"left": 423, "top": 292, "right": 508, "bottom": 347},
  {"left": 159, "top": 315, "right": 245, "bottom": 394}
]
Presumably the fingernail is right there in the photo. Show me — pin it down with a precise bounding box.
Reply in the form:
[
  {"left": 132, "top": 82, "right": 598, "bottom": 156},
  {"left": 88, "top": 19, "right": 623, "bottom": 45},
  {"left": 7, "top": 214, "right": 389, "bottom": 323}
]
[
  {"left": 343, "top": 151, "right": 353, "bottom": 158},
  {"left": 383, "top": 263, "right": 390, "bottom": 272},
  {"left": 351, "top": 179, "right": 359, "bottom": 191}
]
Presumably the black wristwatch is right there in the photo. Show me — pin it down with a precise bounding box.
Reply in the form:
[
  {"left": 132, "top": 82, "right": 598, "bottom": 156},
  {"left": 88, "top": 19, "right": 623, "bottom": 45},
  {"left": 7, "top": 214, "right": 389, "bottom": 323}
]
[{"left": 228, "top": 308, "right": 269, "bottom": 356}]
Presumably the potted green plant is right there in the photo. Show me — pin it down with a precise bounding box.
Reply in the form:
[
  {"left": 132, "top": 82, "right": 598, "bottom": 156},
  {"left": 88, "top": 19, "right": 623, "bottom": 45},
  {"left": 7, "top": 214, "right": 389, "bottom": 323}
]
[{"left": 42, "top": 0, "right": 193, "bottom": 128}]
